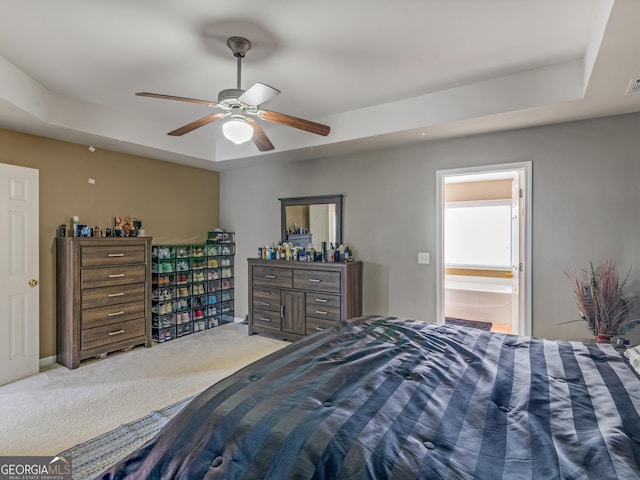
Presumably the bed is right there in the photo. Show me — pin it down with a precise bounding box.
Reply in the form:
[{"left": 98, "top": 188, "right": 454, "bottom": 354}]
[{"left": 100, "top": 315, "right": 640, "bottom": 479}]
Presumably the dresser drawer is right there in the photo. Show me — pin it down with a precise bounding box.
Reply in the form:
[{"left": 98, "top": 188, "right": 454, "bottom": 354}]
[
  {"left": 252, "top": 308, "right": 282, "bottom": 331},
  {"left": 253, "top": 286, "right": 281, "bottom": 311},
  {"left": 82, "top": 283, "right": 146, "bottom": 309},
  {"left": 81, "top": 318, "right": 146, "bottom": 350},
  {"left": 81, "top": 264, "right": 146, "bottom": 289},
  {"left": 306, "top": 293, "right": 340, "bottom": 321},
  {"left": 306, "top": 317, "right": 336, "bottom": 336},
  {"left": 253, "top": 266, "right": 293, "bottom": 288},
  {"left": 82, "top": 301, "right": 145, "bottom": 328},
  {"left": 294, "top": 269, "right": 341, "bottom": 293},
  {"left": 81, "top": 245, "right": 146, "bottom": 267}
]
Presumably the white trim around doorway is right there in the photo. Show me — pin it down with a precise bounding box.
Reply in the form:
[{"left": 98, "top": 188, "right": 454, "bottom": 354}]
[{"left": 435, "top": 161, "right": 532, "bottom": 336}]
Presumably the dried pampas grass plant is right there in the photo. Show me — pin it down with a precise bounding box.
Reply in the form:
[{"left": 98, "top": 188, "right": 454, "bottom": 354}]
[{"left": 565, "top": 260, "right": 639, "bottom": 336}]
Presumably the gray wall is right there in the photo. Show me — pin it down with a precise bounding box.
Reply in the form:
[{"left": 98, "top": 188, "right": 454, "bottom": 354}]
[{"left": 221, "top": 112, "right": 640, "bottom": 343}]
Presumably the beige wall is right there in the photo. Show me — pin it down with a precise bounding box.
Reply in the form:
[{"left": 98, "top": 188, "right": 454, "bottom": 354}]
[
  {"left": 284, "top": 205, "right": 309, "bottom": 231},
  {"left": 445, "top": 179, "right": 512, "bottom": 202},
  {"left": 0, "top": 128, "right": 220, "bottom": 358},
  {"left": 220, "top": 112, "right": 640, "bottom": 345}
]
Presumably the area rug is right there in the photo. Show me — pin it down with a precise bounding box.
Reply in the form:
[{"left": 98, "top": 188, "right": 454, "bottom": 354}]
[
  {"left": 59, "top": 393, "right": 197, "bottom": 480},
  {"left": 445, "top": 316, "right": 492, "bottom": 331}
]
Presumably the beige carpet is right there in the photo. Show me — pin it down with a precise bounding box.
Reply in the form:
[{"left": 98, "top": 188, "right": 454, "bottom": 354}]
[{"left": 0, "top": 323, "right": 287, "bottom": 456}]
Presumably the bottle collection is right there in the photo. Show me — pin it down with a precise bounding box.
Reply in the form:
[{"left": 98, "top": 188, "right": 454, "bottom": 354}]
[
  {"left": 258, "top": 241, "right": 354, "bottom": 263},
  {"left": 57, "top": 216, "right": 145, "bottom": 238}
]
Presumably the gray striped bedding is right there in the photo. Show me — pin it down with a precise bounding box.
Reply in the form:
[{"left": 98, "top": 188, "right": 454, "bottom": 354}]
[{"left": 100, "top": 316, "right": 640, "bottom": 479}]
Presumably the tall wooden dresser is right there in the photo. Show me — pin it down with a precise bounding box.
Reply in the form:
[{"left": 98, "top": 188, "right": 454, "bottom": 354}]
[
  {"left": 56, "top": 237, "right": 152, "bottom": 369},
  {"left": 248, "top": 258, "right": 362, "bottom": 341}
]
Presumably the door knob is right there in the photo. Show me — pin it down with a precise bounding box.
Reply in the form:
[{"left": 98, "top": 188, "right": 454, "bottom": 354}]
[{"left": 29, "top": 279, "right": 39, "bottom": 287}]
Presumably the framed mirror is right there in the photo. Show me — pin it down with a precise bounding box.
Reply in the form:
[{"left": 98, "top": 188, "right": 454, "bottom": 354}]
[{"left": 280, "top": 194, "right": 343, "bottom": 248}]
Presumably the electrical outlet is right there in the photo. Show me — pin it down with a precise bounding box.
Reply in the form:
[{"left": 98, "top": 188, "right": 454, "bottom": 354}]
[{"left": 418, "top": 252, "right": 430, "bottom": 264}]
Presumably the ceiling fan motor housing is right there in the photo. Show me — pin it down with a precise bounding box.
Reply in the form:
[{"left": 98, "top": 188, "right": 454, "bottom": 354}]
[{"left": 218, "top": 88, "right": 245, "bottom": 105}]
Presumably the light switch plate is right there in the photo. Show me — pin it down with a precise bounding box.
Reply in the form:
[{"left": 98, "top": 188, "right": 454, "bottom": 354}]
[{"left": 418, "top": 252, "right": 430, "bottom": 264}]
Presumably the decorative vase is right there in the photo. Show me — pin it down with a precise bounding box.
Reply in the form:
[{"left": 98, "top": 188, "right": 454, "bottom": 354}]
[{"left": 596, "top": 333, "right": 612, "bottom": 344}]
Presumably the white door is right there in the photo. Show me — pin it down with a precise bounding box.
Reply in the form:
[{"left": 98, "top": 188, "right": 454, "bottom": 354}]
[
  {"left": 510, "top": 173, "right": 521, "bottom": 334},
  {"left": 0, "top": 163, "right": 39, "bottom": 386}
]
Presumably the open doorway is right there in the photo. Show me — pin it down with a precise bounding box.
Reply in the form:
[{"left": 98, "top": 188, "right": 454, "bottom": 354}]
[{"left": 435, "top": 162, "right": 531, "bottom": 336}]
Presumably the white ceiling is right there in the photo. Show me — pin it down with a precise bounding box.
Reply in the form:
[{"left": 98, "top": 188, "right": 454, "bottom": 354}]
[{"left": 1, "top": 0, "right": 639, "bottom": 171}]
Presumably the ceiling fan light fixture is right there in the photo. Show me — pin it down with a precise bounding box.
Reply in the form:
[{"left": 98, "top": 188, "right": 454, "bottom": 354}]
[{"left": 222, "top": 118, "right": 253, "bottom": 144}]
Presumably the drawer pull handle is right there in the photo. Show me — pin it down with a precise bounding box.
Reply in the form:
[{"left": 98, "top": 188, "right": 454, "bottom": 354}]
[
  {"left": 107, "top": 311, "right": 125, "bottom": 317},
  {"left": 260, "top": 291, "right": 271, "bottom": 296},
  {"left": 315, "top": 310, "right": 329, "bottom": 316},
  {"left": 108, "top": 274, "right": 125, "bottom": 278},
  {"left": 108, "top": 253, "right": 125, "bottom": 257},
  {"left": 315, "top": 298, "right": 329, "bottom": 303},
  {"left": 316, "top": 326, "right": 326, "bottom": 331},
  {"left": 108, "top": 329, "right": 125, "bottom": 336},
  {"left": 265, "top": 274, "right": 276, "bottom": 279},
  {"left": 259, "top": 317, "right": 272, "bottom": 322},
  {"left": 308, "top": 278, "right": 321, "bottom": 283},
  {"left": 260, "top": 302, "right": 271, "bottom": 306},
  {"left": 108, "top": 292, "right": 125, "bottom": 298}
]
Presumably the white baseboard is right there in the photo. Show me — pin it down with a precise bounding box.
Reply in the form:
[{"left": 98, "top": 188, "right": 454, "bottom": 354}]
[{"left": 39, "top": 355, "right": 57, "bottom": 369}]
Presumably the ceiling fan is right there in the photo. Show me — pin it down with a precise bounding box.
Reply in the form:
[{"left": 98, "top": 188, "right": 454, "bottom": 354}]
[{"left": 136, "top": 36, "right": 330, "bottom": 152}]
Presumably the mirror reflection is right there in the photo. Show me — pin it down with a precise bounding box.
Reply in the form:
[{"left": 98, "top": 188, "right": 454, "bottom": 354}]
[
  {"left": 285, "top": 204, "right": 336, "bottom": 247},
  {"left": 280, "top": 195, "right": 343, "bottom": 248}
]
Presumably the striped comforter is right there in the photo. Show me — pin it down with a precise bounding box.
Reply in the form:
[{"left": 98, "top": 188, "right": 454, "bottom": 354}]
[{"left": 101, "top": 316, "right": 640, "bottom": 479}]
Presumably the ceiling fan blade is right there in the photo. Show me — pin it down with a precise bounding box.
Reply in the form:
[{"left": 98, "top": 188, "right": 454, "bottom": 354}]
[
  {"left": 247, "top": 119, "right": 275, "bottom": 151},
  {"left": 136, "top": 92, "right": 219, "bottom": 108},
  {"left": 168, "top": 113, "right": 226, "bottom": 136},
  {"left": 259, "top": 110, "right": 330, "bottom": 136},
  {"left": 238, "top": 82, "right": 281, "bottom": 106}
]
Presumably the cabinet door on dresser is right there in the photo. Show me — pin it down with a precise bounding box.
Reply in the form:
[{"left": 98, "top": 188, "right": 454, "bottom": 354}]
[
  {"left": 282, "top": 290, "right": 305, "bottom": 336},
  {"left": 57, "top": 237, "right": 152, "bottom": 369}
]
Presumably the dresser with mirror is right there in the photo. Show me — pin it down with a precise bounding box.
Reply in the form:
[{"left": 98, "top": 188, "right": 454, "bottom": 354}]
[{"left": 248, "top": 194, "right": 362, "bottom": 340}]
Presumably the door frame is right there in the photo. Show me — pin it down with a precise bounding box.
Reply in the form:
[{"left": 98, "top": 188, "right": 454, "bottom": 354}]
[{"left": 435, "top": 161, "right": 532, "bottom": 336}]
